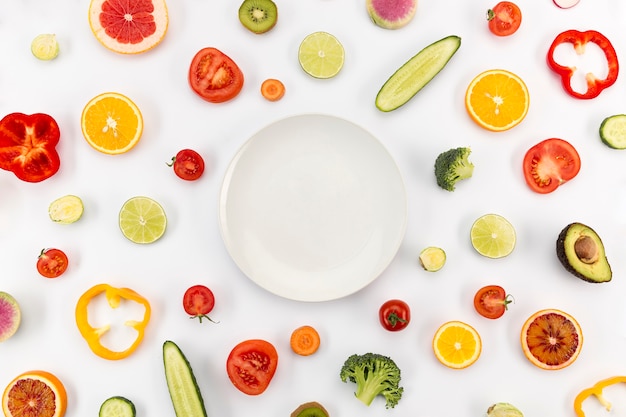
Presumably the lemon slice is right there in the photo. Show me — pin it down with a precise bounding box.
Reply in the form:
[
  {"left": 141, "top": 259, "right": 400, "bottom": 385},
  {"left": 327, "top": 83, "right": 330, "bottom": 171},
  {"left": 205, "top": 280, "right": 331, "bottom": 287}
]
[
  {"left": 298, "top": 31, "right": 345, "bottom": 79},
  {"left": 49, "top": 195, "right": 84, "bottom": 224},
  {"left": 470, "top": 214, "right": 516, "bottom": 258},
  {"left": 119, "top": 196, "right": 167, "bottom": 244},
  {"left": 31, "top": 34, "right": 59, "bottom": 60}
]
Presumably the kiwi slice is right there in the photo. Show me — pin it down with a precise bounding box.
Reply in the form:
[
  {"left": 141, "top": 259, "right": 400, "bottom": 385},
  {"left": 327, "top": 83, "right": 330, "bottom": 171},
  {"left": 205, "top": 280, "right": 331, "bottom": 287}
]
[
  {"left": 290, "top": 401, "right": 329, "bottom": 417},
  {"left": 238, "top": 0, "right": 278, "bottom": 34}
]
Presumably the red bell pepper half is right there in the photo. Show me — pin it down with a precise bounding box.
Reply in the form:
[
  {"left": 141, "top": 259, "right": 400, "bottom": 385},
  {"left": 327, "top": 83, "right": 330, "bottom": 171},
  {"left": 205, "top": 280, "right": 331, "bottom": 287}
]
[
  {"left": 0, "top": 113, "right": 61, "bottom": 182},
  {"left": 547, "top": 29, "right": 619, "bottom": 99}
]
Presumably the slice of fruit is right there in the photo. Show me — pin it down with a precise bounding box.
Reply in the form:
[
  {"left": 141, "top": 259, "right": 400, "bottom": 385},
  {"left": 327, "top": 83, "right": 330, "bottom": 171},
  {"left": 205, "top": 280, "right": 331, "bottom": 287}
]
[
  {"left": 470, "top": 213, "right": 516, "bottom": 259},
  {"left": 81, "top": 92, "right": 143, "bottom": 155},
  {"left": 261, "top": 78, "right": 285, "bottom": 101},
  {"left": 556, "top": 222, "right": 612, "bottom": 283},
  {"left": 418, "top": 246, "right": 446, "bottom": 271},
  {"left": 298, "top": 31, "right": 345, "bottom": 79},
  {"left": 238, "top": 0, "right": 278, "bottom": 34},
  {"left": 49, "top": 195, "right": 84, "bottom": 224},
  {"left": 88, "top": 0, "right": 169, "bottom": 54},
  {"left": 433, "top": 320, "right": 481, "bottom": 369},
  {"left": 163, "top": 340, "right": 207, "bottom": 417},
  {"left": 375, "top": 35, "right": 461, "bottom": 112},
  {"left": 0, "top": 292, "right": 21, "bottom": 342},
  {"left": 366, "top": 0, "right": 417, "bottom": 29},
  {"left": 119, "top": 196, "right": 167, "bottom": 244},
  {"left": 290, "top": 401, "right": 330, "bottom": 417},
  {"left": 31, "top": 34, "right": 59, "bottom": 60},
  {"left": 599, "top": 114, "right": 626, "bottom": 149},
  {"left": 99, "top": 396, "right": 136, "bottom": 417},
  {"left": 2, "top": 370, "right": 67, "bottom": 417},
  {"left": 465, "top": 69, "right": 529, "bottom": 132},
  {"left": 520, "top": 309, "right": 582, "bottom": 370}
]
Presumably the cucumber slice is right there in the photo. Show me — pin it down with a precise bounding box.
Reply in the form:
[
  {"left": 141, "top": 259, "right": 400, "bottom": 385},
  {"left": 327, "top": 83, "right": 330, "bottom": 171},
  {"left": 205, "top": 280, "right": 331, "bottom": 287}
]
[
  {"left": 599, "top": 114, "right": 626, "bottom": 149},
  {"left": 163, "top": 340, "right": 207, "bottom": 417},
  {"left": 99, "top": 396, "right": 136, "bottom": 417},
  {"left": 375, "top": 35, "right": 461, "bottom": 112}
]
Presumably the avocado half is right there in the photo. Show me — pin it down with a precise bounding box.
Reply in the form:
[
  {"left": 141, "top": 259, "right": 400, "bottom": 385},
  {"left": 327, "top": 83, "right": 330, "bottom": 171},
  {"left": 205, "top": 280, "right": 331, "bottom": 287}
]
[{"left": 556, "top": 222, "right": 612, "bottom": 283}]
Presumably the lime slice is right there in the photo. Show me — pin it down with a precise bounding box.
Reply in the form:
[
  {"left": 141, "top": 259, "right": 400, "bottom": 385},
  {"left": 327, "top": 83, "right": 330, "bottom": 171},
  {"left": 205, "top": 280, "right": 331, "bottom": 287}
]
[
  {"left": 31, "top": 34, "right": 59, "bottom": 60},
  {"left": 298, "top": 31, "right": 345, "bottom": 79},
  {"left": 119, "top": 196, "right": 167, "bottom": 244},
  {"left": 48, "top": 195, "right": 84, "bottom": 224},
  {"left": 419, "top": 246, "right": 446, "bottom": 271},
  {"left": 470, "top": 214, "right": 516, "bottom": 258}
]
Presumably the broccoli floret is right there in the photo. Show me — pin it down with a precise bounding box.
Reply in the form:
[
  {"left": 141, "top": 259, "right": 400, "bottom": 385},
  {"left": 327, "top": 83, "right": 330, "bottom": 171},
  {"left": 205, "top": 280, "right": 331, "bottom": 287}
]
[
  {"left": 434, "top": 147, "right": 474, "bottom": 191},
  {"left": 339, "top": 352, "right": 403, "bottom": 409}
]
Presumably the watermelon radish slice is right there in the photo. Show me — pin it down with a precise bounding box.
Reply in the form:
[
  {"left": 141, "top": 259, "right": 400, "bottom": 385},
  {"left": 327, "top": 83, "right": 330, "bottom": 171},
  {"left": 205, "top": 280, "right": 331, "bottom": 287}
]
[
  {"left": 0, "top": 292, "right": 21, "bottom": 342},
  {"left": 553, "top": 0, "right": 580, "bottom": 8},
  {"left": 366, "top": 0, "right": 417, "bottom": 29}
]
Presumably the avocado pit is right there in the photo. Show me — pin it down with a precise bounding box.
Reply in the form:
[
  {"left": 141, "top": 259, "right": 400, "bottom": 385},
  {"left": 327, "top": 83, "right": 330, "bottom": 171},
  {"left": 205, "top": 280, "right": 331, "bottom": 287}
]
[{"left": 574, "top": 235, "right": 599, "bottom": 264}]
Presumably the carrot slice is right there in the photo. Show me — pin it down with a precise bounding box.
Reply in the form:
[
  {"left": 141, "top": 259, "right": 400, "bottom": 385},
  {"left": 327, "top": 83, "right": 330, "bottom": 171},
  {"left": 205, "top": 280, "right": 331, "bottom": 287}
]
[
  {"left": 290, "top": 325, "right": 320, "bottom": 356},
  {"left": 261, "top": 78, "right": 285, "bottom": 101}
]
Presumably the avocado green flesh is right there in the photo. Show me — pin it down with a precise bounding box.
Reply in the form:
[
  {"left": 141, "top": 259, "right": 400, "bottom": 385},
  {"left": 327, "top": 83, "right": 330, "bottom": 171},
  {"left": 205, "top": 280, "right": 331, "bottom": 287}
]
[
  {"left": 376, "top": 35, "right": 461, "bottom": 112},
  {"left": 556, "top": 223, "right": 612, "bottom": 283},
  {"left": 163, "top": 340, "right": 207, "bottom": 417}
]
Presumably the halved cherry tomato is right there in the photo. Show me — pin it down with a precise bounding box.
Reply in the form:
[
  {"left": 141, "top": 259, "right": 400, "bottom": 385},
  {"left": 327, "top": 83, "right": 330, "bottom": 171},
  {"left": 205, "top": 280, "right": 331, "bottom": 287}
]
[
  {"left": 226, "top": 339, "right": 278, "bottom": 395},
  {"left": 473, "top": 285, "right": 513, "bottom": 319},
  {"left": 182, "top": 285, "right": 217, "bottom": 323},
  {"left": 168, "top": 149, "right": 205, "bottom": 181},
  {"left": 379, "top": 299, "right": 411, "bottom": 332},
  {"left": 523, "top": 138, "right": 581, "bottom": 194},
  {"left": 487, "top": 2, "right": 522, "bottom": 37},
  {"left": 36, "top": 248, "right": 68, "bottom": 278},
  {"left": 189, "top": 47, "right": 244, "bottom": 103}
]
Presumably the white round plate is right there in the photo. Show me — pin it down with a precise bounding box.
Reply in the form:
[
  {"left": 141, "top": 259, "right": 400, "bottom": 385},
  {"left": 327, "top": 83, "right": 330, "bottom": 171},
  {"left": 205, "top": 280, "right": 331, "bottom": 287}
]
[{"left": 219, "top": 114, "right": 407, "bottom": 302}]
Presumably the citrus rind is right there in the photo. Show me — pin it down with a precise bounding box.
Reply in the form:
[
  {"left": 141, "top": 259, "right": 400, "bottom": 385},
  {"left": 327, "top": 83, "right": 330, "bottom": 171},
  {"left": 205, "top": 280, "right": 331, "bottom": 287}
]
[{"left": 2, "top": 370, "right": 67, "bottom": 417}]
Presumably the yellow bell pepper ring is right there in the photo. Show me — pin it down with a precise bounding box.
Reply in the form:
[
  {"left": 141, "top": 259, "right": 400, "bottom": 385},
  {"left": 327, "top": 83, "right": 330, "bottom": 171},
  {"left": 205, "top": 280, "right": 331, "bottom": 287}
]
[
  {"left": 75, "top": 283, "right": 151, "bottom": 360},
  {"left": 574, "top": 376, "right": 626, "bottom": 416}
]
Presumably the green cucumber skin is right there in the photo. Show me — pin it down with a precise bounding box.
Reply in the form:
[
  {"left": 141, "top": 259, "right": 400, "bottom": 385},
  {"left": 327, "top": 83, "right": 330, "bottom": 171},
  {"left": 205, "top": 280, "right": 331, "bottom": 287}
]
[
  {"left": 99, "top": 396, "right": 136, "bottom": 417},
  {"left": 163, "top": 340, "right": 208, "bottom": 417},
  {"left": 376, "top": 35, "right": 461, "bottom": 112},
  {"left": 599, "top": 114, "right": 626, "bottom": 149}
]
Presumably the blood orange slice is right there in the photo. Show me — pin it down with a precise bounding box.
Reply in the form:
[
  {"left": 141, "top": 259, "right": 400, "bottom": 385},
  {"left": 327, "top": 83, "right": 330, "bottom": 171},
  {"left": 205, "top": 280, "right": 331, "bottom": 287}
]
[
  {"left": 520, "top": 308, "right": 583, "bottom": 370},
  {"left": 2, "top": 370, "right": 67, "bottom": 417},
  {"left": 88, "top": 0, "right": 169, "bottom": 54}
]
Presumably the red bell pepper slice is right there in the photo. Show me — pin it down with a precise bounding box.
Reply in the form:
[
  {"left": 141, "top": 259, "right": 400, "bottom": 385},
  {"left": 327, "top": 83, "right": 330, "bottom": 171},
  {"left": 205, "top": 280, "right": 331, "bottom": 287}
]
[
  {"left": 547, "top": 29, "right": 619, "bottom": 99},
  {"left": 0, "top": 112, "right": 61, "bottom": 182}
]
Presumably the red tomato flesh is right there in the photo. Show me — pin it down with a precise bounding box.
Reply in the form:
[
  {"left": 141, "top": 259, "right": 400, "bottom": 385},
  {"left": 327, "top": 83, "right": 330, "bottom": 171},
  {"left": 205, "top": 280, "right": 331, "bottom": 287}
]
[
  {"left": 36, "top": 248, "right": 68, "bottom": 278},
  {"left": 171, "top": 149, "right": 205, "bottom": 181},
  {"left": 474, "top": 285, "right": 513, "bottom": 319},
  {"left": 379, "top": 299, "right": 411, "bottom": 331},
  {"left": 487, "top": 2, "right": 522, "bottom": 37},
  {"left": 189, "top": 47, "right": 244, "bottom": 103},
  {"left": 227, "top": 339, "right": 278, "bottom": 395},
  {"left": 523, "top": 138, "right": 581, "bottom": 194},
  {"left": 182, "top": 285, "right": 216, "bottom": 323}
]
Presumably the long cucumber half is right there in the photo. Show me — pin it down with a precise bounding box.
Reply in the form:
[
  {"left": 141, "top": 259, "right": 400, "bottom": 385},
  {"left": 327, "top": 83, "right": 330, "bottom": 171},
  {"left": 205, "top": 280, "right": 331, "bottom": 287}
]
[
  {"left": 375, "top": 35, "right": 461, "bottom": 112},
  {"left": 163, "top": 340, "right": 208, "bottom": 417}
]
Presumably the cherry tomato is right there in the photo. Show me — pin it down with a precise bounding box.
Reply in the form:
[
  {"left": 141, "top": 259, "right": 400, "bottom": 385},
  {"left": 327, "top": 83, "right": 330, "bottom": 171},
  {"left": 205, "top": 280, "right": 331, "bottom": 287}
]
[
  {"left": 487, "top": 2, "right": 522, "bottom": 37},
  {"left": 36, "top": 248, "right": 68, "bottom": 278},
  {"left": 182, "top": 285, "right": 217, "bottom": 323},
  {"left": 169, "top": 149, "right": 205, "bottom": 181},
  {"left": 379, "top": 299, "right": 411, "bottom": 331},
  {"left": 473, "top": 285, "right": 513, "bottom": 319},
  {"left": 189, "top": 47, "right": 244, "bottom": 103},
  {"left": 226, "top": 339, "right": 278, "bottom": 395},
  {"left": 523, "top": 138, "right": 581, "bottom": 194}
]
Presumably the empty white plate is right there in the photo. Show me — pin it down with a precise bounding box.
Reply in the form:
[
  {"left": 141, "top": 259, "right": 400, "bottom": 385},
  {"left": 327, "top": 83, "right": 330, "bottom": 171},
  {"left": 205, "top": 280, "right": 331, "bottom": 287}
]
[{"left": 219, "top": 114, "right": 407, "bottom": 301}]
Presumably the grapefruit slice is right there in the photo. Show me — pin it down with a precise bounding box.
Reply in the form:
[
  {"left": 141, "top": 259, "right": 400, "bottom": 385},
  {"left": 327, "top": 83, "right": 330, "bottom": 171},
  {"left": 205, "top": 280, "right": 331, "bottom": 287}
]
[
  {"left": 2, "top": 370, "right": 67, "bottom": 417},
  {"left": 88, "top": 0, "right": 169, "bottom": 54}
]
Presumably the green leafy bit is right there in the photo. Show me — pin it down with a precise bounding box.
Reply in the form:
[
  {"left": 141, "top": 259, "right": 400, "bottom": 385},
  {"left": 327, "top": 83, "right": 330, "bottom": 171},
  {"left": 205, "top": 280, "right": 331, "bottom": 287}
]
[{"left": 434, "top": 147, "right": 474, "bottom": 191}]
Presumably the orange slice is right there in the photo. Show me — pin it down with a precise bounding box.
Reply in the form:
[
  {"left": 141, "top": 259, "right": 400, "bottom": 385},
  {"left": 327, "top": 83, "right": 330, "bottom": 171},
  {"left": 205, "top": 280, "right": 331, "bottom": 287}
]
[
  {"left": 2, "top": 370, "right": 67, "bottom": 417},
  {"left": 433, "top": 320, "right": 482, "bottom": 369},
  {"left": 81, "top": 92, "right": 143, "bottom": 155},
  {"left": 465, "top": 69, "right": 529, "bottom": 132},
  {"left": 88, "top": 0, "right": 169, "bottom": 54},
  {"left": 521, "top": 308, "right": 582, "bottom": 370}
]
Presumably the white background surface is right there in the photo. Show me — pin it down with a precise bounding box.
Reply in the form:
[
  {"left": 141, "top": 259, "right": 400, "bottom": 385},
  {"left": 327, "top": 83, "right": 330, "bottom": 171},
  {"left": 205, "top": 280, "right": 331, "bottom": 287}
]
[{"left": 1, "top": 1, "right": 626, "bottom": 416}]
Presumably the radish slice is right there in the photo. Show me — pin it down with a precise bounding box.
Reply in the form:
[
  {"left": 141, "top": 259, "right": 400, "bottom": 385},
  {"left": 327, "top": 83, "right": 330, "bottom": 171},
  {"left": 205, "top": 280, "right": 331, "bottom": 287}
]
[{"left": 553, "top": 0, "right": 580, "bottom": 9}]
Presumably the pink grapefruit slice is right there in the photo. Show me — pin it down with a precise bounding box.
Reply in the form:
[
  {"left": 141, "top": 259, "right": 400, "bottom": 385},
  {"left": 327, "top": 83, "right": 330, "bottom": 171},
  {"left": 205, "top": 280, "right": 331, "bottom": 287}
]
[{"left": 88, "top": 0, "right": 169, "bottom": 54}]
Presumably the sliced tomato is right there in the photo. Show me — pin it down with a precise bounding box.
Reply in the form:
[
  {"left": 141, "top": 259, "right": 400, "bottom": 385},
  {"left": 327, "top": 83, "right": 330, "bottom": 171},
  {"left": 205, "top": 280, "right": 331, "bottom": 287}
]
[
  {"left": 473, "top": 285, "right": 513, "bottom": 319},
  {"left": 226, "top": 339, "right": 278, "bottom": 395},
  {"left": 170, "top": 149, "right": 205, "bottom": 181},
  {"left": 189, "top": 47, "right": 244, "bottom": 103},
  {"left": 36, "top": 248, "right": 68, "bottom": 278},
  {"left": 523, "top": 138, "right": 581, "bottom": 194},
  {"left": 182, "top": 285, "right": 216, "bottom": 323},
  {"left": 487, "top": 2, "right": 522, "bottom": 37},
  {"left": 379, "top": 299, "right": 411, "bottom": 331}
]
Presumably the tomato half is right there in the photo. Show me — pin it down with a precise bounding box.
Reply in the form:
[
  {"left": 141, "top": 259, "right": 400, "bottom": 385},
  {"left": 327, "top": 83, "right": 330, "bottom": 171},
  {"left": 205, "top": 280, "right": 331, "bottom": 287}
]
[
  {"left": 523, "top": 138, "right": 581, "bottom": 194},
  {"left": 473, "top": 285, "right": 513, "bottom": 319},
  {"left": 36, "top": 248, "right": 68, "bottom": 278},
  {"left": 226, "top": 339, "right": 278, "bottom": 395},
  {"left": 182, "top": 285, "right": 216, "bottom": 323},
  {"left": 189, "top": 47, "right": 244, "bottom": 103},
  {"left": 379, "top": 299, "right": 411, "bottom": 331},
  {"left": 487, "top": 2, "right": 522, "bottom": 37},
  {"left": 170, "top": 149, "right": 205, "bottom": 181}
]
